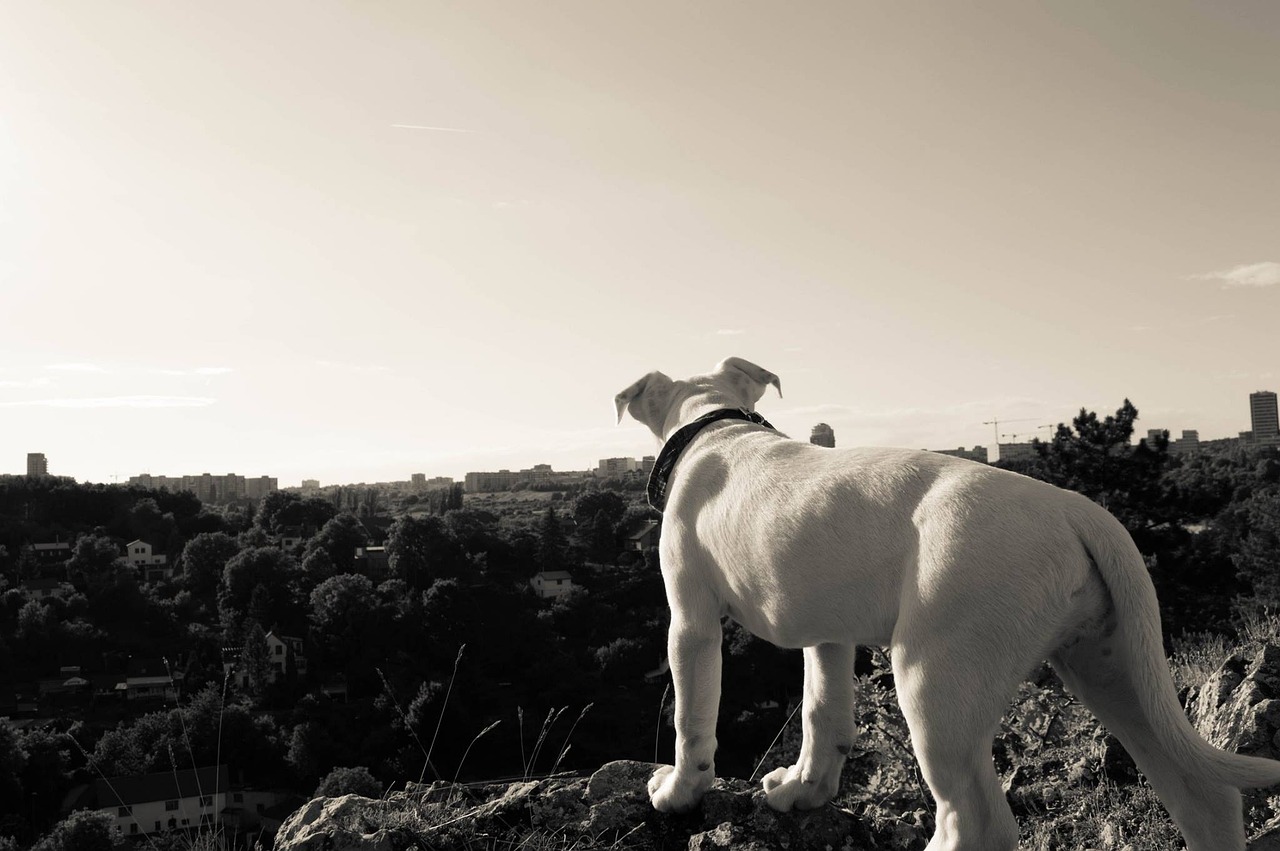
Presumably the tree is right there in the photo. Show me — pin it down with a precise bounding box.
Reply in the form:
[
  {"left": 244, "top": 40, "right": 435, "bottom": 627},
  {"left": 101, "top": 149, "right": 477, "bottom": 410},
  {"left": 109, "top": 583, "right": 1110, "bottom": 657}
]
[
  {"left": 1023, "top": 399, "right": 1173, "bottom": 529},
  {"left": 218, "top": 547, "right": 296, "bottom": 634},
  {"left": 314, "top": 766, "right": 382, "bottom": 798},
  {"left": 179, "top": 532, "right": 240, "bottom": 600},
  {"left": 303, "top": 514, "right": 367, "bottom": 575},
  {"left": 571, "top": 490, "right": 626, "bottom": 529},
  {"left": 238, "top": 621, "right": 273, "bottom": 701},
  {"left": 66, "top": 534, "right": 128, "bottom": 596},
  {"left": 309, "top": 574, "right": 381, "bottom": 682},
  {"left": 385, "top": 516, "right": 465, "bottom": 589},
  {"left": 586, "top": 510, "right": 617, "bottom": 564},
  {"left": 537, "top": 507, "right": 567, "bottom": 572},
  {"left": 30, "top": 811, "right": 123, "bottom": 851},
  {"left": 0, "top": 719, "right": 26, "bottom": 819}
]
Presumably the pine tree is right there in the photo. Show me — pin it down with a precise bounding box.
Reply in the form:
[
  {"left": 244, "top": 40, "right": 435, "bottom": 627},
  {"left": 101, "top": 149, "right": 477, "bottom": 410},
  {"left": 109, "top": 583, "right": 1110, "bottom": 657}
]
[{"left": 537, "top": 507, "right": 566, "bottom": 572}]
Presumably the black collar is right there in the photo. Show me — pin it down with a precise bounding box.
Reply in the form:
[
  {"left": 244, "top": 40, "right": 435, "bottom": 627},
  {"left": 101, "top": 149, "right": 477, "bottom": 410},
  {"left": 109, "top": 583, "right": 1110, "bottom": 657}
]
[{"left": 646, "top": 408, "right": 776, "bottom": 512}]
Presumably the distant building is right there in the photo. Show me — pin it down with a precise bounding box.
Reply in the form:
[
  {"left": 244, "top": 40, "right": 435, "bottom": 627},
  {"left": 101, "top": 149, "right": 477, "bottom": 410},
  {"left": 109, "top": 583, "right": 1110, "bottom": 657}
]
[
  {"left": 301, "top": 479, "right": 321, "bottom": 496},
  {"left": 464, "top": 465, "right": 582, "bottom": 492},
  {"left": 1251, "top": 391, "right": 1279, "bottom": 446},
  {"left": 810, "top": 424, "right": 835, "bottom": 448},
  {"left": 530, "top": 570, "right": 575, "bottom": 599},
  {"left": 934, "top": 446, "right": 989, "bottom": 464},
  {"left": 1171, "top": 430, "right": 1201, "bottom": 454},
  {"left": 127, "top": 473, "right": 277, "bottom": 504},
  {"left": 27, "top": 453, "right": 48, "bottom": 477},
  {"left": 17, "top": 578, "right": 77, "bottom": 603},
  {"left": 997, "top": 442, "right": 1037, "bottom": 463},
  {"left": 629, "top": 521, "right": 661, "bottom": 551},
  {"left": 597, "top": 457, "right": 639, "bottom": 478},
  {"left": 31, "top": 541, "right": 72, "bottom": 566},
  {"left": 640, "top": 456, "right": 656, "bottom": 475},
  {"left": 126, "top": 540, "right": 172, "bottom": 582},
  {"left": 65, "top": 765, "right": 228, "bottom": 836},
  {"left": 465, "top": 469, "right": 522, "bottom": 493},
  {"left": 125, "top": 658, "right": 181, "bottom": 702},
  {"left": 354, "top": 545, "right": 390, "bottom": 578},
  {"left": 222, "top": 632, "right": 308, "bottom": 687},
  {"left": 265, "top": 631, "right": 308, "bottom": 682}
]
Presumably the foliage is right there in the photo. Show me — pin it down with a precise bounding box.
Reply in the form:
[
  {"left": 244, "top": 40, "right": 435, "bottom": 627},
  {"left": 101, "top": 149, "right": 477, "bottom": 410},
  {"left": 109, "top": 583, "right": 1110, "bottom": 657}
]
[
  {"left": 314, "top": 765, "right": 383, "bottom": 798},
  {"left": 30, "top": 811, "right": 123, "bottom": 851}
]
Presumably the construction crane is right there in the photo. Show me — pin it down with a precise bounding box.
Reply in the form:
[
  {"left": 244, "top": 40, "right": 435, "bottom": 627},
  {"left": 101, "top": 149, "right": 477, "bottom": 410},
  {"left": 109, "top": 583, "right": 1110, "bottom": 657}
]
[{"left": 982, "top": 417, "right": 1039, "bottom": 447}]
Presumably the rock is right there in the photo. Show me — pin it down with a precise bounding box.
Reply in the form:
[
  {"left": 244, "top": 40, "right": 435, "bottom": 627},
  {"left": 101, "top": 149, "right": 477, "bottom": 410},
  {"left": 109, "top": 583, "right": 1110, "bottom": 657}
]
[
  {"left": 1190, "top": 645, "right": 1280, "bottom": 759},
  {"left": 275, "top": 760, "right": 879, "bottom": 851}
]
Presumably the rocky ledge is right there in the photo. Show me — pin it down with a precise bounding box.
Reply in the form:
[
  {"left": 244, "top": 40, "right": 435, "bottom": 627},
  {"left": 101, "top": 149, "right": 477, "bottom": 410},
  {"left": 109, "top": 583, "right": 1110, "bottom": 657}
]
[
  {"left": 275, "top": 759, "right": 879, "bottom": 851},
  {"left": 275, "top": 643, "right": 1280, "bottom": 851}
]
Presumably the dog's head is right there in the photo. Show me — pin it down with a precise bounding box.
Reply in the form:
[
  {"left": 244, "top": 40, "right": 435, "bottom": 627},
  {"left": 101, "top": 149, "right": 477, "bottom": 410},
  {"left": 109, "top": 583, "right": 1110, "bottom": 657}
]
[{"left": 614, "top": 356, "right": 782, "bottom": 440}]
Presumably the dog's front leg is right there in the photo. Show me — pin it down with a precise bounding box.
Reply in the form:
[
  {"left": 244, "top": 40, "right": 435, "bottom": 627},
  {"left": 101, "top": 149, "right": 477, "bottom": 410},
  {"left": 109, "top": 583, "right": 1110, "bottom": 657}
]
[
  {"left": 762, "top": 642, "right": 855, "bottom": 811},
  {"left": 648, "top": 610, "right": 722, "bottom": 813}
]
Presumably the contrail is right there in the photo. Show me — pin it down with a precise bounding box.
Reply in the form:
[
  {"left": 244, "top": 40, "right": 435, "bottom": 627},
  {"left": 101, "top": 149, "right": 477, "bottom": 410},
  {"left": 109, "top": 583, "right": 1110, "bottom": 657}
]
[{"left": 391, "top": 124, "right": 474, "bottom": 133}]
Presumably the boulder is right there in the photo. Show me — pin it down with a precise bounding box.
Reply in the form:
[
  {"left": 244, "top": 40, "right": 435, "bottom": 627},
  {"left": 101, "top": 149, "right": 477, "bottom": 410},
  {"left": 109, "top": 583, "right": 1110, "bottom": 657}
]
[
  {"left": 1189, "top": 644, "right": 1280, "bottom": 759},
  {"left": 275, "top": 760, "right": 879, "bottom": 851}
]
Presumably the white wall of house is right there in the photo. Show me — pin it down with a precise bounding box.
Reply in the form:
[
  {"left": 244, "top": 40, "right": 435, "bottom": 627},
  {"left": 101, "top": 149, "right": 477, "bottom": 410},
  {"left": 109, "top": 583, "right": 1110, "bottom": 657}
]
[{"left": 103, "top": 791, "right": 227, "bottom": 836}]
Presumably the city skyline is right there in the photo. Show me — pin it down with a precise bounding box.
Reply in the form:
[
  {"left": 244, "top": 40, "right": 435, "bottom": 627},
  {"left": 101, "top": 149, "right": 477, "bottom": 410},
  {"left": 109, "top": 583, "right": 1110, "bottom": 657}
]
[
  {"left": 11, "top": 381, "right": 1275, "bottom": 488},
  {"left": 3, "top": 3, "right": 1277, "bottom": 486}
]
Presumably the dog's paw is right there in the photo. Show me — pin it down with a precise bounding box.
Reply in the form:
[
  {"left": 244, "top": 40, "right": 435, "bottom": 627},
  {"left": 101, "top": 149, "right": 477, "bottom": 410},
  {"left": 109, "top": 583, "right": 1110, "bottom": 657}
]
[
  {"left": 761, "top": 764, "right": 837, "bottom": 812},
  {"left": 647, "top": 764, "right": 710, "bottom": 813}
]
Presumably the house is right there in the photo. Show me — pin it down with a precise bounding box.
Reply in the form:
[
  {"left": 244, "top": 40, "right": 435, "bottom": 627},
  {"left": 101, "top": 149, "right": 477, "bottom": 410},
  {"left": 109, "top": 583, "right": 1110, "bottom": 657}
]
[
  {"left": 126, "top": 540, "right": 173, "bottom": 582},
  {"left": 17, "top": 578, "right": 77, "bottom": 602},
  {"left": 354, "top": 546, "right": 389, "bottom": 578},
  {"left": 265, "top": 631, "right": 307, "bottom": 682},
  {"left": 125, "top": 658, "right": 181, "bottom": 702},
  {"left": 222, "top": 632, "right": 307, "bottom": 687},
  {"left": 32, "top": 541, "right": 73, "bottom": 566},
  {"left": 65, "top": 765, "right": 228, "bottom": 836},
  {"left": 629, "top": 521, "right": 661, "bottom": 551},
  {"left": 530, "top": 570, "right": 575, "bottom": 599},
  {"left": 276, "top": 526, "right": 308, "bottom": 551}
]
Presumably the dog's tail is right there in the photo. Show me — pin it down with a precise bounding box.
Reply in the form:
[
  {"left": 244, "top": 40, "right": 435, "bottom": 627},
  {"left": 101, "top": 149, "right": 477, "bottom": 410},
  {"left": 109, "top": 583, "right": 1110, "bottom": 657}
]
[{"left": 1074, "top": 503, "right": 1280, "bottom": 791}]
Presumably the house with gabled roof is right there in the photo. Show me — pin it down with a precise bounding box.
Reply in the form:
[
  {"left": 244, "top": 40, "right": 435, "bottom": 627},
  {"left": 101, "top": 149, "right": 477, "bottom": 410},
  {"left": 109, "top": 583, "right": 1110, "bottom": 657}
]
[
  {"left": 65, "top": 765, "right": 228, "bottom": 837},
  {"left": 126, "top": 540, "right": 173, "bottom": 582},
  {"left": 530, "top": 570, "right": 575, "bottom": 599},
  {"left": 629, "top": 521, "right": 661, "bottom": 551}
]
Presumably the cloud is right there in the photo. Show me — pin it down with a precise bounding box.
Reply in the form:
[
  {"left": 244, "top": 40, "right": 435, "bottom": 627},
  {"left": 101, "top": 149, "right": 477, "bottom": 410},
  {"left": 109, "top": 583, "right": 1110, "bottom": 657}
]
[
  {"left": 45, "top": 363, "right": 109, "bottom": 373},
  {"left": 152, "top": 367, "right": 233, "bottom": 376},
  {"left": 316, "top": 360, "right": 390, "bottom": 374},
  {"left": 1192, "top": 261, "right": 1280, "bottom": 288},
  {"left": 391, "top": 124, "right": 475, "bottom": 133},
  {"left": 716, "top": 329, "right": 746, "bottom": 336},
  {"left": 0, "top": 377, "right": 52, "bottom": 389},
  {"left": 0, "top": 396, "right": 216, "bottom": 408}
]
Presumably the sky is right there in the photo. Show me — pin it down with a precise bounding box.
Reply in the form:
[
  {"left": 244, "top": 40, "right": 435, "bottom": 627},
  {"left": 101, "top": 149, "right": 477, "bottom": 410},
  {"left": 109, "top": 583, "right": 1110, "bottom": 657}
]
[{"left": 2, "top": 1, "right": 1278, "bottom": 486}]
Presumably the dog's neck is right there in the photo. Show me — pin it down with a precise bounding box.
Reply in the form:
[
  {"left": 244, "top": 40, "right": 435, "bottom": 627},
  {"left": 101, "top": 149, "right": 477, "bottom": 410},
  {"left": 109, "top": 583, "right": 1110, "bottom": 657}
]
[
  {"left": 660, "top": 396, "right": 753, "bottom": 442},
  {"left": 647, "top": 405, "right": 777, "bottom": 511}
]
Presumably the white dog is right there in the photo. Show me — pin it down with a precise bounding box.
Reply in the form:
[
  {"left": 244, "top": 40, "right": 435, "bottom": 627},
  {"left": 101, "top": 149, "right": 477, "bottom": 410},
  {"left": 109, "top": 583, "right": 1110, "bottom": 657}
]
[{"left": 615, "top": 356, "right": 1280, "bottom": 851}]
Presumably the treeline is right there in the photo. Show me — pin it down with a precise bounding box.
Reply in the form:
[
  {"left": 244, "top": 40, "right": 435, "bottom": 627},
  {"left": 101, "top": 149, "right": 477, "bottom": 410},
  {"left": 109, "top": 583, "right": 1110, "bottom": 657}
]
[{"left": 2, "top": 479, "right": 802, "bottom": 848}]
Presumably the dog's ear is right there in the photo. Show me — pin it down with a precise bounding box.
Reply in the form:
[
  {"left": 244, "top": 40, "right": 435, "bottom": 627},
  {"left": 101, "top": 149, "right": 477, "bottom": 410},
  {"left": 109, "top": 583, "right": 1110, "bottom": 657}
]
[
  {"left": 715, "top": 357, "right": 782, "bottom": 405},
  {"left": 614, "top": 370, "right": 676, "bottom": 433}
]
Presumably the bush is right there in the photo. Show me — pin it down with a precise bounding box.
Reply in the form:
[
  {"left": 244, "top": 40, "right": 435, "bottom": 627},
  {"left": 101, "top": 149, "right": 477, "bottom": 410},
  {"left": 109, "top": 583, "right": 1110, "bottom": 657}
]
[
  {"left": 315, "top": 765, "right": 383, "bottom": 799},
  {"left": 31, "top": 811, "right": 123, "bottom": 851}
]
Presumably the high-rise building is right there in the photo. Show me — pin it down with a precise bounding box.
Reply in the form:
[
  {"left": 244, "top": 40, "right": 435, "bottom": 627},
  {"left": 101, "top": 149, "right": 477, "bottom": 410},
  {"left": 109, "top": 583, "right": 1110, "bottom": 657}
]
[
  {"left": 1171, "top": 430, "right": 1201, "bottom": 454},
  {"left": 1251, "top": 391, "right": 1279, "bottom": 446},
  {"left": 27, "top": 453, "right": 48, "bottom": 477},
  {"left": 810, "top": 423, "right": 835, "bottom": 448}
]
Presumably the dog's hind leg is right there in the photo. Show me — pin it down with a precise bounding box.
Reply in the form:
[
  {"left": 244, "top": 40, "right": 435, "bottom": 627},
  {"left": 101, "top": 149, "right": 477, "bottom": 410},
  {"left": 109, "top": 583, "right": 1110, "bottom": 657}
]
[
  {"left": 1051, "top": 633, "right": 1246, "bottom": 851},
  {"left": 891, "top": 636, "right": 1022, "bottom": 851},
  {"left": 762, "top": 642, "right": 856, "bottom": 811}
]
